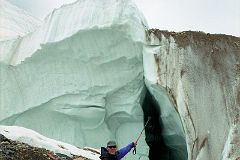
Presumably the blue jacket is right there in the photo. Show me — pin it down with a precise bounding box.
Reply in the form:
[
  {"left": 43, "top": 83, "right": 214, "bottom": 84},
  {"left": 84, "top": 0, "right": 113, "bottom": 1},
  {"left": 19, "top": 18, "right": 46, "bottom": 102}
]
[{"left": 100, "top": 142, "right": 134, "bottom": 160}]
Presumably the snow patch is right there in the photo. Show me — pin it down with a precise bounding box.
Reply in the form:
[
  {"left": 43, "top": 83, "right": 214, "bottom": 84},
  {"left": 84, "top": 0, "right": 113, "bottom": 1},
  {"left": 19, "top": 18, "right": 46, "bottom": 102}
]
[{"left": 0, "top": 125, "right": 100, "bottom": 160}]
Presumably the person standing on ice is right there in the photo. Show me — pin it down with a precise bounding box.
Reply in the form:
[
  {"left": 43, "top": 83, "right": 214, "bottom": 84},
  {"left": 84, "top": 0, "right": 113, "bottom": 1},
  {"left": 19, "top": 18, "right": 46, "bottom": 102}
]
[{"left": 99, "top": 140, "right": 137, "bottom": 160}]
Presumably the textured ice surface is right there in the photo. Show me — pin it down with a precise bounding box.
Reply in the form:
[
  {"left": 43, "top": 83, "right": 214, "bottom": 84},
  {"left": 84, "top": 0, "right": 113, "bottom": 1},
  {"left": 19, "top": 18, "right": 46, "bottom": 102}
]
[
  {"left": 0, "top": 0, "right": 42, "bottom": 41},
  {"left": 0, "top": 0, "right": 148, "bottom": 159},
  {"left": 144, "top": 30, "right": 240, "bottom": 160}
]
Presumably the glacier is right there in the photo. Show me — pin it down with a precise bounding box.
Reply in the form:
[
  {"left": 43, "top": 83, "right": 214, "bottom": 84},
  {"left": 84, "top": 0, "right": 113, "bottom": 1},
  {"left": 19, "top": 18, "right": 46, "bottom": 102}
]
[
  {"left": 0, "top": 0, "right": 149, "bottom": 160},
  {"left": 1, "top": 0, "right": 240, "bottom": 160}
]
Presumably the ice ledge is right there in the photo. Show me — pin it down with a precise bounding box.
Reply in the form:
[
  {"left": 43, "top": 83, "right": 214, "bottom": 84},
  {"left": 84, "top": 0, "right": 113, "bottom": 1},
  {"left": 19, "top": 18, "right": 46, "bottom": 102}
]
[{"left": 0, "top": 0, "right": 147, "bottom": 66}]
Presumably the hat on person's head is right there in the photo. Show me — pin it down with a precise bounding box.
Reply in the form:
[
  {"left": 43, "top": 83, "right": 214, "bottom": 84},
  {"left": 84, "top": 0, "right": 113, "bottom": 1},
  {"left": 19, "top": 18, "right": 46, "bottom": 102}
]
[{"left": 107, "top": 140, "right": 117, "bottom": 147}]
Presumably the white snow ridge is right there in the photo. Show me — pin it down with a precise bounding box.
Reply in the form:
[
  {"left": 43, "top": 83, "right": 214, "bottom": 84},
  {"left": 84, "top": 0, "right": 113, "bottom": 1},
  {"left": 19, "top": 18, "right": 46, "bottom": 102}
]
[{"left": 0, "top": 125, "right": 100, "bottom": 159}]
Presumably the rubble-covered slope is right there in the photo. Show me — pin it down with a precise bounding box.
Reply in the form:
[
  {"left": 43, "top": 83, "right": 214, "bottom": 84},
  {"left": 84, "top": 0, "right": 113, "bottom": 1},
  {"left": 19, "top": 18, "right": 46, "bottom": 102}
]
[
  {"left": 0, "top": 125, "right": 100, "bottom": 160},
  {"left": 144, "top": 29, "right": 240, "bottom": 160}
]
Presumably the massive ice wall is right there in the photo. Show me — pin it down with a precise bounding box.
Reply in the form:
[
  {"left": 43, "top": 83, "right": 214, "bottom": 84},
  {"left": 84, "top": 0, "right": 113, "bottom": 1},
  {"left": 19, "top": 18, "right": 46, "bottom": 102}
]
[
  {"left": 144, "top": 30, "right": 240, "bottom": 160},
  {"left": 0, "top": 0, "right": 149, "bottom": 159},
  {"left": 1, "top": 0, "right": 240, "bottom": 159}
]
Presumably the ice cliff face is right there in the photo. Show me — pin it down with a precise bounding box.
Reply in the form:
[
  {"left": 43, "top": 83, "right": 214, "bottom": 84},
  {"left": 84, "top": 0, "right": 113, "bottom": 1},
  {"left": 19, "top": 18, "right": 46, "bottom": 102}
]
[
  {"left": 1, "top": 0, "right": 240, "bottom": 160},
  {"left": 0, "top": 0, "right": 42, "bottom": 41},
  {"left": 144, "top": 30, "right": 240, "bottom": 160},
  {"left": 0, "top": 0, "right": 148, "bottom": 160}
]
